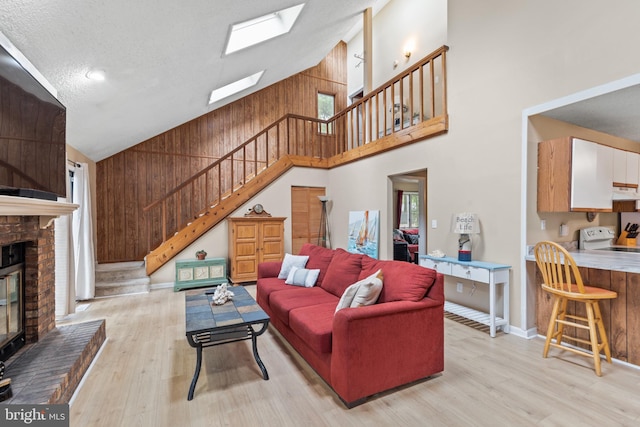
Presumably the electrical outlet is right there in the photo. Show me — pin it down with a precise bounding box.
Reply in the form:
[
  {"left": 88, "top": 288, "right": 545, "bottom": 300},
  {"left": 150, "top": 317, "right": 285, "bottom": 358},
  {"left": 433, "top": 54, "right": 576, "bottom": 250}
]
[{"left": 456, "top": 282, "right": 463, "bottom": 293}]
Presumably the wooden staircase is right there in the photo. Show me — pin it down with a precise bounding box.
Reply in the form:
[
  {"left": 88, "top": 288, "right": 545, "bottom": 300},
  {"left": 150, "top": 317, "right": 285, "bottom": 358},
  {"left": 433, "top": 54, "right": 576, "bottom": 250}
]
[
  {"left": 143, "top": 46, "right": 450, "bottom": 275},
  {"left": 145, "top": 155, "right": 328, "bottom": 274}
]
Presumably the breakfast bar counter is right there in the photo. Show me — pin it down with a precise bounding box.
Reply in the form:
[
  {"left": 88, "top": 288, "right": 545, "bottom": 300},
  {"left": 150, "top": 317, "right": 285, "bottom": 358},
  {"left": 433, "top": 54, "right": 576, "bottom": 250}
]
[
  {"left": 527, "top": 248, "right": 640, "bottom": 366},
  {"left": 525, "top": 248, "right": 640, "bottom": 273}
]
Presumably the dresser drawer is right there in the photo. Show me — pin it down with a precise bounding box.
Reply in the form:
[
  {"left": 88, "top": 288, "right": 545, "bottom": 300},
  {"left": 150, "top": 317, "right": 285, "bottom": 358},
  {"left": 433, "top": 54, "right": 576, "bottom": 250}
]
[
  {"left": 419, "top": 258, "right": 451, "bottom": 275},
  {"left": 451, "top": 263, "right": 490, "bottom": 282}
]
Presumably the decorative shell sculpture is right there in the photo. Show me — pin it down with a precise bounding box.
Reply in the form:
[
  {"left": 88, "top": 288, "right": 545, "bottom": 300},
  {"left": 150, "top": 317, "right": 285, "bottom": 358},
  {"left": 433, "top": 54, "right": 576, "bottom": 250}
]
[{"left": 212, "top": 283, "right": 234, "bottom": 305}]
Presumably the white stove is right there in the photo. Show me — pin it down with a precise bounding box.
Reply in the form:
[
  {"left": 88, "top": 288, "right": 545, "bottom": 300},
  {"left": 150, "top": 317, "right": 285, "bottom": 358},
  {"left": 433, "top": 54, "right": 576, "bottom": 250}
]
[{"left": 579, "top": 226, "right": 615, "bottom": 250}]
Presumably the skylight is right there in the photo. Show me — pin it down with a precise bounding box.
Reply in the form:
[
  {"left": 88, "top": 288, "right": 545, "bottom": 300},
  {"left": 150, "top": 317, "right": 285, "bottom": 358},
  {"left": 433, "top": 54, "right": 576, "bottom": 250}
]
[
  {"left": 225, "top": 4, "right": 305, "bottom": 55},
  {"left": 208, "top": 70, "right": 265, "bottom": 104}
]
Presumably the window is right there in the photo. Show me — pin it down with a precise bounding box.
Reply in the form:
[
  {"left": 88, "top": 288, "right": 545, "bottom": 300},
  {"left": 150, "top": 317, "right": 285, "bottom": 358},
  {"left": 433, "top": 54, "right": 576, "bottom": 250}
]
[
  {"left": 400, "top": 192, "right": 419, "bottom": 228},
  {"left": 317, "top": 92, "right": 335, "bottom": 134},
  {"left": 209, "top": 70, "right": 265, "bottom": 104},
  {"left": 224, "top": 4, "right": 305, "bottom": 55}
]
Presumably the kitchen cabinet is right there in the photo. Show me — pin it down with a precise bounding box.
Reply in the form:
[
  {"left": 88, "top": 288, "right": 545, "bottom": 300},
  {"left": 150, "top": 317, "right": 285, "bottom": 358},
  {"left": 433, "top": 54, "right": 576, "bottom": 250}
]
[
  {"left": 613, "top": 149, "right": 639, "bottom": 186},
  {"left": 571, "top": 138, "right": 613, "bottom": 210},
  {"left": 228, "top": 216, "right": 286, "bottom": 283},
  {"left": 537, "top": 137, "right": 613, "bottom": 212}
]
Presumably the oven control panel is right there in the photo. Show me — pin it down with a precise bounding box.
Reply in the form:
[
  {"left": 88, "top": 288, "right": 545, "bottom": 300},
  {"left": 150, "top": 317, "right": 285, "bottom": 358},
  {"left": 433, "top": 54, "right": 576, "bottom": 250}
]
[{"left": 579, "top": 226, "right": 615, "bottom": 250}]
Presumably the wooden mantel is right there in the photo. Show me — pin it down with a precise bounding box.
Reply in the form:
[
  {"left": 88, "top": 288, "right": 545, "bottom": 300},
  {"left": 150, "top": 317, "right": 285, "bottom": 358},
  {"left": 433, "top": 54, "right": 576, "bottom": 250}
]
[{"left": 0, "top": 195, "right": 78, "bottom": 228}]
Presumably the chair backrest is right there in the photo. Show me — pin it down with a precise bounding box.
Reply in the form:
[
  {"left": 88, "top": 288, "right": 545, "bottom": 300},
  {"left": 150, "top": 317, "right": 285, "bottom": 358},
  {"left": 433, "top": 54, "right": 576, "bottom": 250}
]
[{"left": 533, "top": 241, "right": 586, "bottom": 294}]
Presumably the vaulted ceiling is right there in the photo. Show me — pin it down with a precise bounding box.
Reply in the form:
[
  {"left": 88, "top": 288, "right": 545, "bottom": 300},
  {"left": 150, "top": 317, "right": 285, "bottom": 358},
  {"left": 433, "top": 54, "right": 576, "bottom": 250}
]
[{"left": 0, "top": 0, "right": 386, "bottom": 161}]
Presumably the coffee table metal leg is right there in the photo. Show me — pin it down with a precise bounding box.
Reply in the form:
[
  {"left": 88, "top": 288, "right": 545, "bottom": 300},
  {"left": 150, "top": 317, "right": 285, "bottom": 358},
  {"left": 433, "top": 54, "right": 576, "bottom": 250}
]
[
  {"left": 188, "top": 344, "right": 203, "bottom": 400},
  {"left": 251, "top": 333, "right": 269, "bottom": 380}
]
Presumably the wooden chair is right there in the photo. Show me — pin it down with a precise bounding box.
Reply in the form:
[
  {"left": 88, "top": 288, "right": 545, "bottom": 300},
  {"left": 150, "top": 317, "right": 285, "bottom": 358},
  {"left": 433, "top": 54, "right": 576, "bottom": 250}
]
[{"left": 533, "top": 241, "right": 617, "bottom": 376}]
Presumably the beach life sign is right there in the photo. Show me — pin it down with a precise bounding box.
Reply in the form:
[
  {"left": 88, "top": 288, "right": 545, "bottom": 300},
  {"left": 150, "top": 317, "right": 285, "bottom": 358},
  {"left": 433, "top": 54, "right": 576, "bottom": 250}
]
[{"left": 452, "top": 213, "right": 479, "bottom": 234}]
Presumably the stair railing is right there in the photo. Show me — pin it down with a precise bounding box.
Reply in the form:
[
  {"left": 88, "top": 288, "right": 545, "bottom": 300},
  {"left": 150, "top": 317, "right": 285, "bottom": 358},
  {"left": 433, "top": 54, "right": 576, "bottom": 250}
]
[
  {"left": 142, "top": 114, "right": 332, "bottom": 252},
  {"left": 335, "top": 45, "right": 449, "bottom": 152},
  {"left": 142, "top": 45, "right": 448, "bottom": 257}
]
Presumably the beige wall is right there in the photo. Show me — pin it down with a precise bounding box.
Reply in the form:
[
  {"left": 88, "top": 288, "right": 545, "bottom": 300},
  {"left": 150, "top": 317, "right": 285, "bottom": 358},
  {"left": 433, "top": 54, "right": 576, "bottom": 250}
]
[
  {"left": 347, "top": 0, "right": 447, "bottom": 96},
  {"left": 336, "top": 0, "right": 640, "bottom": 335}
]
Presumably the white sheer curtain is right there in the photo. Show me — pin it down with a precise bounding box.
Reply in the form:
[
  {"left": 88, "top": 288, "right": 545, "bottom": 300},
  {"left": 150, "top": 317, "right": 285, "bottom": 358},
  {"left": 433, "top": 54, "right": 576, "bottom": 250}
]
[{"left": 73, "top": 163, "right": 96, "bottom": 300}]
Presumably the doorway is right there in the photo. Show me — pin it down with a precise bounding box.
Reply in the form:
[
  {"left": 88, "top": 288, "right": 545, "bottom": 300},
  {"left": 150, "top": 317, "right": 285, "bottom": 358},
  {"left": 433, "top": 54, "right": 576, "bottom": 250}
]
[{"left": 390, "top": 170, "right": 427, "bottom": 262}]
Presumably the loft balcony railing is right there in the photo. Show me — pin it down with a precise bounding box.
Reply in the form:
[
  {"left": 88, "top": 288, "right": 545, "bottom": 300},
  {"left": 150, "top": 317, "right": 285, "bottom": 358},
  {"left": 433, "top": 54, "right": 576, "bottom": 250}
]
[
  {"left": 143, "top": 45, "right": 448, "bottom": 257},
  {"left": 336, "top": 45, "right": 448, "bottom": 152}
]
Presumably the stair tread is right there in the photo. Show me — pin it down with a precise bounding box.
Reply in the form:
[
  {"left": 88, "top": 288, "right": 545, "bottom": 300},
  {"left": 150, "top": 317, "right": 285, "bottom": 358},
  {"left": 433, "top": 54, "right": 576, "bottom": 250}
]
[
  {"left": 95, "top": 283, "right": 150, "bottom": 297},
  {"left": 96, "top": 261, "right": 145, "bottom": 272},
  {"left": 95, "top": 277, "right": 150, "bottom": 287}
]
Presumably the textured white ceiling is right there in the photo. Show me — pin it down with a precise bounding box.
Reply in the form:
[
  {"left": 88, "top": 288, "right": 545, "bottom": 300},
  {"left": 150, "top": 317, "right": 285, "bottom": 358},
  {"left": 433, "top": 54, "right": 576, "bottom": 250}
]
[
  {"left": 0, "top": 0, "right": 381, "bottom": 161},
  {"left": 541, "top": 84, "right": 640, "bottom": 144}
]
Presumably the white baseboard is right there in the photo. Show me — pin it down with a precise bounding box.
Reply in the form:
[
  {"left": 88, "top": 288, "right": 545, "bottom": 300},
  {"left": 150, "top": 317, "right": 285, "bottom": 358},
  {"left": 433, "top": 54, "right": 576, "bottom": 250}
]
[{"left": 505, "top": 326, "right": 538, "bottom": 339}]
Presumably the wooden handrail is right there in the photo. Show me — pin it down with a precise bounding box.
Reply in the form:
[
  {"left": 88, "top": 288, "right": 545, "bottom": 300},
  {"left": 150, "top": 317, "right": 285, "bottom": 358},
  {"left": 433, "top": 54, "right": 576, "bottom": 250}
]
[{"left": 143, "top": 46, "right": 449, "bottom": 258}]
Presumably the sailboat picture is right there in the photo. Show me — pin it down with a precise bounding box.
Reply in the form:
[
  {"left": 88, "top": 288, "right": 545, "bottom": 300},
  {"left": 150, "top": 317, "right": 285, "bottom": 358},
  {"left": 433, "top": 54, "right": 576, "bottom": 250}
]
[{"left": 347, "top": 210, "right": 380, "bottom": 258}]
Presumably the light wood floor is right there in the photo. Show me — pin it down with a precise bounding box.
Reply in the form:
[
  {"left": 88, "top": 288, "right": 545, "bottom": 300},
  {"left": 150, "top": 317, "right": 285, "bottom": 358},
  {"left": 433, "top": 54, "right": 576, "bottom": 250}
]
[{"left": 60, "top": 286, "right": 640, "bottom": 427}]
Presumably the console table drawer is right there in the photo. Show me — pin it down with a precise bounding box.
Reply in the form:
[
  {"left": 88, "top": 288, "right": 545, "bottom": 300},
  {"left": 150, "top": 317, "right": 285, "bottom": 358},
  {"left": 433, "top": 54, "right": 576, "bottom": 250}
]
[
  {"left": 419, "top": 255, "right": 511, "bottom": 338},
  {"left": 451, "top": 264, "right": 489, "bottom": 282},
  {"left": 419, "top": 258, "right": 451, "bottom": 274}
]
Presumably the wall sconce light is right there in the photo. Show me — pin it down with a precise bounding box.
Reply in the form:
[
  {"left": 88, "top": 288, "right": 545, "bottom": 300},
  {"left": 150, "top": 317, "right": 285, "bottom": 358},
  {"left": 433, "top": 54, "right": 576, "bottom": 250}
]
[{"left": 403, "top": 39, "right": 415, "bottom": 61}]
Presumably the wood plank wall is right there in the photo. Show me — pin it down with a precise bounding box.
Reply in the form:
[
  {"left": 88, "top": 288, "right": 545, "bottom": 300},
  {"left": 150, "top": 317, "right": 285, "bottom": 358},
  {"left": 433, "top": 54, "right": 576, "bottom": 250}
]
[{"left": 96, "top": 43, "right": 347, "bottom": 263}]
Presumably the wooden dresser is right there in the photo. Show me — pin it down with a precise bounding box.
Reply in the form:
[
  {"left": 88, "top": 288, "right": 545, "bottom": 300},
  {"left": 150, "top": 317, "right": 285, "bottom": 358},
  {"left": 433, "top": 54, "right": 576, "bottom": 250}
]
[{"left": 228, "top": 216, "right": 286, "bottom": 283}]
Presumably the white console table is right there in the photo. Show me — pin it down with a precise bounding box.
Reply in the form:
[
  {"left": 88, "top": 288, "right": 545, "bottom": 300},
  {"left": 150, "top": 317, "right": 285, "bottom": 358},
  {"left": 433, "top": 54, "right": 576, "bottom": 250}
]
[{"left": 419, "top": 255, "right": 511, "bottom": 337}]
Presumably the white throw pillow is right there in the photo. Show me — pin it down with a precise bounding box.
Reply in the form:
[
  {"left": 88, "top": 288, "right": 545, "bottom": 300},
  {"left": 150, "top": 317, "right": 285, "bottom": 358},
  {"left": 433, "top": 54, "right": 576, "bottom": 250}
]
[
  {"left": 285, "top": 266, "right": 321, "bottom": 287},
  {"left": 278, "top": 253, "right": 309, "bottom": 279},
  {"left": 335, "top": 269, "right": 384, "bottom": 313}
]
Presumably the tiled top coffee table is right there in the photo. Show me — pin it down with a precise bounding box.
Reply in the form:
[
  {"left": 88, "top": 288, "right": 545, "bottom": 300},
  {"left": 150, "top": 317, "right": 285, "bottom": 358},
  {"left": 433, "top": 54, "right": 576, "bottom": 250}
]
[{"left": 185, "top": 286, "right": 270, "bottom": 400}]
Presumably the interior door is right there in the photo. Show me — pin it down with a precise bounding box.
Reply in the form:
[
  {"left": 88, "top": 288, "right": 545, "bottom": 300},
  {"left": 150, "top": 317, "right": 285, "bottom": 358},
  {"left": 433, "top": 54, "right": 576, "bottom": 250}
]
[{"left": 291, "top": 186, "right": 326, "bottom": 254}]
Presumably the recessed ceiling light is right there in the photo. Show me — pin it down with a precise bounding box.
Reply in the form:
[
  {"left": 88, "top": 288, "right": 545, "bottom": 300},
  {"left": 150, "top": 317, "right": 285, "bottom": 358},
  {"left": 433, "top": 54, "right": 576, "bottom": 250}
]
[
  {"left": 225, "top": 3, "right": 305, "bottom": 55},
  {"left": 86, "top": 69, "right": 106, "bottom": 81},
  {"left": 209, "top": 70, "right": 265, "bottom": 104}
]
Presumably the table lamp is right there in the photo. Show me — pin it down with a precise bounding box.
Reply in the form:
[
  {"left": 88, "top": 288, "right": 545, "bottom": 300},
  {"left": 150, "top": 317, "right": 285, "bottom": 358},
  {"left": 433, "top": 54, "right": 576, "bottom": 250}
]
[{"left": 451, "top": 213, "right": 480, "bottom": 261}]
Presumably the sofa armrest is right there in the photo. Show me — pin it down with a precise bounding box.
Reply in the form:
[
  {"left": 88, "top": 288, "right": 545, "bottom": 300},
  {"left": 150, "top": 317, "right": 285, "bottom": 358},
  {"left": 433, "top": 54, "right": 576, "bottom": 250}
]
[
  {"left": 258, "top": 261, "right": 282, "bottom": 279},
  {"left": 330, "top": 297, "right": 444, "bottom": 405}
]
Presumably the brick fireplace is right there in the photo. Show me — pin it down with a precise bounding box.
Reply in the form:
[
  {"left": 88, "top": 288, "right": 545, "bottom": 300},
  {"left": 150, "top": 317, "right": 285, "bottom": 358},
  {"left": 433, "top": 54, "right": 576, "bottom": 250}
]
[
  {"left": 0, "top": 205, "right": 106, "bottom": 404},
  {"left": 0, "top": 215, "right": 56, "bottom": 346}
]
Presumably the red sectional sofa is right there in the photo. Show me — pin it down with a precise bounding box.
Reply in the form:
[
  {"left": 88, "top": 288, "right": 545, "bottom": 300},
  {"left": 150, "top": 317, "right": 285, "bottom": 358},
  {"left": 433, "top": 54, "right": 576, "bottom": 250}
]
[{"left": 256, "top": 243, "right": 444, "bottom": 407}]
